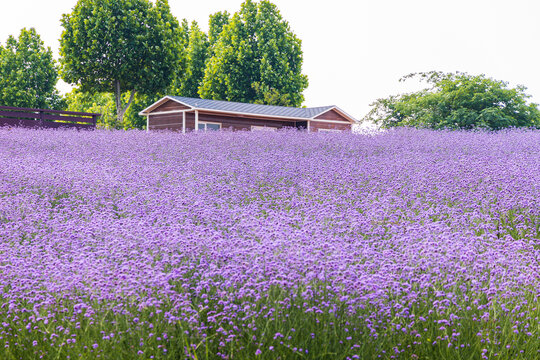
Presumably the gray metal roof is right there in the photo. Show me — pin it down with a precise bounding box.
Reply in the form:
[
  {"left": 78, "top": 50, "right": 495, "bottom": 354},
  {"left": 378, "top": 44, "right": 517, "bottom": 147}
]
[{"left": 170, "top": 96, "right": 336, "bottom": 120}]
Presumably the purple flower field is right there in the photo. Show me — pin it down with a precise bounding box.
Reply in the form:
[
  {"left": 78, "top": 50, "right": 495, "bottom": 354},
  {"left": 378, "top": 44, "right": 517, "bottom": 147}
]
[{"left": 0, "top": 127, "right": 539, "bottom": 359}]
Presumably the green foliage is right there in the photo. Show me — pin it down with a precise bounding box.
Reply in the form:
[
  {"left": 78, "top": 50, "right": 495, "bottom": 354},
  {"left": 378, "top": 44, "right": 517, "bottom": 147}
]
[
  {"left": 200, "top": 0, "right": 308, "bottom": 107},
  {"left": 64, "top": 84, "right": 164, "bottom": 131},
  {"left": 123, "top": 94, "right": 162, "bottom": 130},
  {"left": 171, "top": 22, "right": 209, "bottom": 98},
  {"left": 208, "top": 11, "right": 230, "bottom": 46},
  {"left": 174, "top": 19, "right": 191, "bottom": 86},
  {"left": 157, "top": 4, "right": 189, "bottom": 97},
  {"left": 252, "top": 82, "right": 291, "bottom": 107},
  {"left": 0, "top": 28, "right": 62, "bottom": 109},
  {"left": 1, "top": 284, "right": 539, "bottom": 359},
  {"left": 64, "top": 90, "right": 116, "bottom": 129},
  {"left": 59, "top": 0, "right": 181, "bottom": 127},
  {"left": 65, "top": 90, "right": 157, "bottom": 129},
  {"left": 365, "top": 71, "right": 540, "bottom": 130}
]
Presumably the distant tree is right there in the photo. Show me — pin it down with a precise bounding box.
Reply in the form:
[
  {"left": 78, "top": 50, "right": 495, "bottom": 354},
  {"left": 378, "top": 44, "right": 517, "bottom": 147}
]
[
  {"left": 208, "top": 11, "right": 230, "bottom": 46},
  {"left": 199, "top": 0, "right": 308, "bottom": 107},
  {"left": 175, "top": 19, "right": 191, "bottom": 91},
  {"left": 251, "top": 82, "right": 291, "bottom": 107},
  {"left": 0, "top": 28, "right": 62, "bottom": 109},
  {"left": 59, "top": 0, "right": 181, "bottom": 127},
  {"left": 157, "top": 7, "right": 190, "bottom": 98},
  {"left": 364, "top": 71, "right": 540, "bottom": 130},
  {"left": 172, "top": 22, "right": 209, "bottom": 98},
  {"left": 65, "top": 89, "right": 158, "bottom": 130},
  {"left": 64, "top": 90, "right": 116, "bottom": 128},
  {"left": 123, "top": 94, "right": 162, "bottom": 130}
]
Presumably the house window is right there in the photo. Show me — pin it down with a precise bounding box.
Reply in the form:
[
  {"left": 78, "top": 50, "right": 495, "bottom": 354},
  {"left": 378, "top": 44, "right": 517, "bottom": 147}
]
[
  {"left": 251, "top": 125, "right": 277, "bottom": 132},
  {"left": 318, "top": 128, "right": 342, "bottom": 133},
  {"left": 198, "top": 122, "right": 221, "bottom": 131}
]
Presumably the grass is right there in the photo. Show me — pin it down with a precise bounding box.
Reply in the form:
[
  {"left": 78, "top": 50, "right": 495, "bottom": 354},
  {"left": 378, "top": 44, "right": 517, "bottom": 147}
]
[{"left": 1, "top": 281, "right": 539, "bottom": 359}]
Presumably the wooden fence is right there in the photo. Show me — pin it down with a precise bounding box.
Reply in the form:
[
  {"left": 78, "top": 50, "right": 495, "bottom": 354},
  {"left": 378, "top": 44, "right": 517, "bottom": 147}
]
[{"left": 0, "top": 106, "right": 100, "bottom": 130}]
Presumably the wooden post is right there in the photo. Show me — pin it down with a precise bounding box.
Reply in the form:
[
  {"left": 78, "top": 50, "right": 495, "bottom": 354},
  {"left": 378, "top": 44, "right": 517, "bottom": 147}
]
[
  {"left": 92, "top": 115, "right": 98, "bottom": 128},
  {"left": 182, "top": 112, "right": 186, "bottom": 134},
  {"left": 195, "top": 110, "right": 199, "bottom": 132},
  {"left": 39, "top": 111, "right": 44, "bottom": 128}
]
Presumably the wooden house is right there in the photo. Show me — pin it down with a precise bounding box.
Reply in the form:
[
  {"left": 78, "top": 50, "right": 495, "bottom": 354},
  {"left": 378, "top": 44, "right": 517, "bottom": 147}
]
[{"left": 139, "top": 96, "right": 356, "bottom": 132}]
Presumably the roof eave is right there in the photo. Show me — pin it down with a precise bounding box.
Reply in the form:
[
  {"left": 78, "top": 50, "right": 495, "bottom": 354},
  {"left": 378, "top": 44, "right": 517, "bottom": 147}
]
[
  {"left": 138, "top": 96, "right": 193, "bottom": 116},
  {"left": 191, "top": 107, "right": 311, "bottom": 121},
  {"left": 140, "top": 96, "right": 358, "bottom": 123},
  {"left": 310, "top": 106, "right": 358, "bottom": 123}
]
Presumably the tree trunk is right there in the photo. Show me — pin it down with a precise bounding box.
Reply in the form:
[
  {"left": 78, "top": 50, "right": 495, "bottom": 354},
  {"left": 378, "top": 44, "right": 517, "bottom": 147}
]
[
  {"left": 114, "top": 80, "right": 136, "bottom": 128},
  {"left": 114, "top": 80, "right": 122, "bottom": 127}
]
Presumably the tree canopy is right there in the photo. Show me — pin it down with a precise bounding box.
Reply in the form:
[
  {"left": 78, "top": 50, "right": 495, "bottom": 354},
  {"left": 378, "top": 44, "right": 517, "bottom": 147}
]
[
  {"left": 200, "top": 0, "right": 308, "bottom": 107},
  {"left": 364, "top": 71, "right": 540, "bottom": 130},
  {"left": 208, "top": 11, "right": 230, "bottom": 47},
  {"left": 57, "top": 0, "right": 310, "bottom": 129},
  {"left": 0, "top": 28, "right": 61, "bottom": 109},
  {"left": 171, "top": 21, "right": 209, "bottom": 98},
  {"left": 59, "top": 0, "right": 181, "bottom": 127}
]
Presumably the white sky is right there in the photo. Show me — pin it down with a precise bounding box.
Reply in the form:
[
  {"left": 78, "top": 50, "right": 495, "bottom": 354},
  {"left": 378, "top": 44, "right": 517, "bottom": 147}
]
[{"left": 1, "top": 0, "right": 540, "bottom": 120}]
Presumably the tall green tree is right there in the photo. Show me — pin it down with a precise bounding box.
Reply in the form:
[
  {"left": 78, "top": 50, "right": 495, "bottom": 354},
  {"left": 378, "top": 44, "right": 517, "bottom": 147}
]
[
  {"left": 0, "top": 28, "right": 61, "bottom": 109},
  {"left": 208, "top": 11, "right": 230, "bottom": 47},
  {"left": 364, "top": 71, "right": 540, "bottom": 130},
  {"left": 199, "top": 0, "right": 308, "bottom": 107},
  {"left": 172, "top": 22, "right": 209, "bottom": 98},
  {"left": 59, "top": 0, "right": 181, "bottom": 127}
]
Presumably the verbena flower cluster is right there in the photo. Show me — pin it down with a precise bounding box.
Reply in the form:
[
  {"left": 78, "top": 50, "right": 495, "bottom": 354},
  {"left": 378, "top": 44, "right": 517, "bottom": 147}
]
[{"left": 0, "top": 127, "right": 539, "bottom": 359}]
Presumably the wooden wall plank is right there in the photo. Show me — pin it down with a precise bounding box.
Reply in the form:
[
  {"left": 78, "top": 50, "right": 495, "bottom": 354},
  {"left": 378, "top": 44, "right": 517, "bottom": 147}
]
[
  {"left": 309, "top": 121, "right": 351, "bottom": 132},
  {"left": 314, "top": 109, "right": 350, "bottom": 122},
  {"left": 153, "top": 100, "right": 191, "bottom": 113}
]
